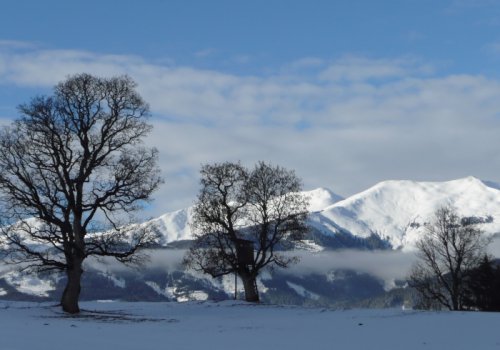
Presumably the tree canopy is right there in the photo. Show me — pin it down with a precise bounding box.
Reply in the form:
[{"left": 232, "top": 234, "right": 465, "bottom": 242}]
[
  {"left": 409, "top": 206, "right": 490, "bottom": 310},
  {"left": 184, "top": 161, "right": 309, "bottom": 302},
  {"left": 0, "top": 73, "right": 162, "bottom": 313}
]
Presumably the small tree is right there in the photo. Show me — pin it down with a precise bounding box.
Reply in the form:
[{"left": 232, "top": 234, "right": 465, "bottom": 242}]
[
  {"left": 184, "top": 161, "right": 309, "bottom": 302},
  {"left": 0, "top": 74, "right": 162, "bottom": 313},
  {"left": 463, "top": 256, "right": 500, "bottom": 311},
  {"left": 409, "top": 207, "right": 490, "bottom": 310}
]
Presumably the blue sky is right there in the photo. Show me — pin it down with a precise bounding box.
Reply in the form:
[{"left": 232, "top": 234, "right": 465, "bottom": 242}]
[
  {"left": 1, "top": 0, "right": 500, "bottom": 216},
  {"left": 2, "top": 0, "right": 500, "bottom": 75}
]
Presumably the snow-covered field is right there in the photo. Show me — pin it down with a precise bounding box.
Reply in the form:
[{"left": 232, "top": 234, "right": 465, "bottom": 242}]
[{"left": 1, "top": 301, "right": 499, "bottom": 350}]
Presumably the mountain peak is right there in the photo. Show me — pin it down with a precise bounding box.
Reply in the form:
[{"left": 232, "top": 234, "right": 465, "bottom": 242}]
[
  {"left": 450, "top": 176, "right": 500, "bottom": 192},
  {"left": 318, "top": 176, "right": 500, "bottom": 250},
  {"left": 303, "top": 187, "right": 343, "bottom": 212},
  {"left": 147, "top": 176, "right": 500, "bottom": 250}
]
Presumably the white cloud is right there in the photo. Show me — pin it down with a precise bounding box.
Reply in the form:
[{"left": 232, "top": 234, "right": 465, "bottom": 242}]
[
  {"left": 85, "top": 249, "right": 188, "bottom": 274},
  {"left": 1, "top": 44, "right": 500, "bottom": 217},
  {"left": 84, "top": 248, "right": 419, "bottom": 289},
  {"left": 319, "top": 56, "right": 433, "bottom": 82},
  {"left": 283, "top": 57, "right": 325, "bottom": 72},
  {"left": 0, "top": 40, "right": 40, "bottom": 50},
  {"left": 286, "top": 250, "right": 418, "bottom": 286}
]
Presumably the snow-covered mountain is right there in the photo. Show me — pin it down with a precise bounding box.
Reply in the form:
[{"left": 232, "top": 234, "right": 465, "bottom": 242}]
[
  {"left": 315, "top": 176, "right": 500, "bottom": 250},
  {"left": 149, "top": 187, "right": 344, "bottom": 244},
  {"left": 2, "top": 176, "right": 500, "bottom": 306},
  {"left": 151, "top": 176, "right": 500, "bottom": 250},
  {"left": 151, "top": 207, "right": 195, "bottom": 244}
]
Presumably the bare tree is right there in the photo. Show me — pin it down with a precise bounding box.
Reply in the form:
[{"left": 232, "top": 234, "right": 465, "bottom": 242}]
[
  {"left": 0, "top": 74, "right": 162, "bottom": 313},
  {"left": 184, "top": 161, "right": 309, "bottom": 302},
  {"left": 409, "top": 206, "right": 490, "bottom": 310}
]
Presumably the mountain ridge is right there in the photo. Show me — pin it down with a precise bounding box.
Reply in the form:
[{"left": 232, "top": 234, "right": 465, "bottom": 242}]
[
  {"left": 317, "top": 176, "right": 500, "bottom": 249},
  {"left": 2, "top": 176, "right": 500, "bottom": 305},
  {"left": 152, "top": 176, "right": 500, "bottom": 250}
]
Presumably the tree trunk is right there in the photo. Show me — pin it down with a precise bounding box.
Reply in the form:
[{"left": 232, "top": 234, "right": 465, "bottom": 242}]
[
  {"left": 61, "top": 260, "right": 83, "bottom": 314},
  {"left": 240, "top": 271, "right": 259, "bottom": 302}
]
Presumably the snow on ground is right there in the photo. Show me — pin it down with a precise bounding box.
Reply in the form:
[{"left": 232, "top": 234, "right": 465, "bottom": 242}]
[{"left": 1, "top": 301, "right": 499, "bottom": 350}]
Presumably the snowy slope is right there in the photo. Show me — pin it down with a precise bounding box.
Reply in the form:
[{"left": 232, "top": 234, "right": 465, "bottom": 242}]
[
  {"left": 149, "top": 176, "right": 500, "bottom": 250},
  {"left": 304, "top": 187, "right": 344, "bottom": 212},
  {"left": 2, "top": 300, "right": 500, "bottom": 350},
  {"left": 148, "top": 187, "right": 343, "bottom": 244},
  {"left": 150, "top": 207, "right": 195, "bottom": 243},
  {"left": 3, "top": 177, "right": 499, "bottom": 251},
  {"left": 3, "top": 177, "right": 500, "bottom": 305},
  {"left": 317, "top": 176, "right": 500, "bottom": 249}
]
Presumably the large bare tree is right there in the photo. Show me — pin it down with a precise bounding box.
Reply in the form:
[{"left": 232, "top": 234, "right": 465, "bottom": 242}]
[
  {"left": 0, "top": 74, "right": 162, "bottom": 313},
  {"left": 184, "top": 161, "right": 309, "bottom": 302},
  {"left": 409, "top": 206, "right": 490, "bottom": 310}
]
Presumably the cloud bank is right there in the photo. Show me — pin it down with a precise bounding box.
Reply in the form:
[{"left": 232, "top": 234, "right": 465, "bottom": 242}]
[
  {"left": 83, "top": 248, "right": 418, "bottom": 291},
  {"left": 1, "top": 44, "right": 500, "bottom": 216}
]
